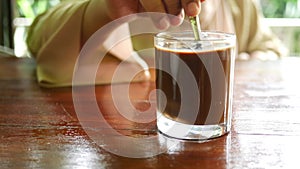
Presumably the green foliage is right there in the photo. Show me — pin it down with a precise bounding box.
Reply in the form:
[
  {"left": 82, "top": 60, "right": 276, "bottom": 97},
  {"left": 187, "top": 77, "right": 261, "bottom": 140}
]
[
  {"left": 16, "top": 0, "right": 60, "bottom": 18},
  {"left": 261, "top": 0, "right": 300, "bottom": 18}
]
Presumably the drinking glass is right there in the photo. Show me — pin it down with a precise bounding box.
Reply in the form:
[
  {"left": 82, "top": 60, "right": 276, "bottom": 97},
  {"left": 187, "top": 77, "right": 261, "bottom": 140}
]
[{"left": 154, "top": 31, "right": 236, "bottom": 140}]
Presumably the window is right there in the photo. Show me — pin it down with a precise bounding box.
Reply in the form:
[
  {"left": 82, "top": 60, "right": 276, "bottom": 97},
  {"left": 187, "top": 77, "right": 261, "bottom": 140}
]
[
  {"left": 260, "top": 0, "right": 300, "bottom": 56},
  {"left": 14, "top": 0, "right": 61, "bottom": 57},
  {"left": 0, "top": 0, "right": 14, "bottom": 55}
]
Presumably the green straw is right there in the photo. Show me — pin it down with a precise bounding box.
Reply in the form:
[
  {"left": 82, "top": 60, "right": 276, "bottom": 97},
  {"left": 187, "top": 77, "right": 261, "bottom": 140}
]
[{"left": 189, "top": 15, "right": 201, "bottom": 40}]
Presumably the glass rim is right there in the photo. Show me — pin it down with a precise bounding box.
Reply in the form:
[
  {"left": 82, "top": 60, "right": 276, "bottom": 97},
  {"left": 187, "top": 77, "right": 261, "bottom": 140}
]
[{"left": 155, "top": 30, "right": 236, "bottom": 42}]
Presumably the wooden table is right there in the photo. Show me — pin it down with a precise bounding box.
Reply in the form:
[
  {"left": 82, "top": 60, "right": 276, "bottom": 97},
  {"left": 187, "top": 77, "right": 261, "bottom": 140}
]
[{"left": 1, "top": 55, "right": 300, "bottom": 169}]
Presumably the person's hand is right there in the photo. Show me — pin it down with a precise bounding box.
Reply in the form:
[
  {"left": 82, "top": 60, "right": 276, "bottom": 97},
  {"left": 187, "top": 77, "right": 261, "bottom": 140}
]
[
  {"left": 104, "top": 0, "right": 204, "bottom": 29},
  {"left": 83, "top": 0, "right": 204, "bottom": 43}
]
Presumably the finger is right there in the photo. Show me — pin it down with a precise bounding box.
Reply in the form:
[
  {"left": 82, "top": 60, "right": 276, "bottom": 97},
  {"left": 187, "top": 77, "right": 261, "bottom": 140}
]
[
  {"left": 105, "top": 0, "right": 140, "bottom": 19},
  {"left": 139, "top": 0, "right": 166, "bottom": 13},
  {"left": 162, "top": 0, "right": 182, "bottom": 16},
  {"left": 162, "top": 0, "right": 184, "bottom": 27},
  {"left": 139, "top": 0, "right": 170, "bottom": 30},
  {"left": 169, "top": 10, "right": 184, "bottom": 26},
  {"left": 137, "top": 2, "right": 146, "bottom": 12},
  {"left": 181, "top": 0, "right": 201, "bottom": 17},
  {"left": 156, "top": 15, "right": 171, "bottom": 30}
]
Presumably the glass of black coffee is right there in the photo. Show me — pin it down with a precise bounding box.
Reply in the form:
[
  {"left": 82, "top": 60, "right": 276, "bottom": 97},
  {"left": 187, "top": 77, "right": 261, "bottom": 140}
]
[{"left": 154, "top": 31, "right": 236, "bottom": 140}]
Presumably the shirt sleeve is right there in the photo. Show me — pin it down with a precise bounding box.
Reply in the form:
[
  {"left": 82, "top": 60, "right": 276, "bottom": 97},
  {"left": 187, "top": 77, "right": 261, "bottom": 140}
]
[
  {"left": 26, "top": 1, "right": 89, "bottom": 87},
  {"left": 27, "top": 0, "right": 149, "bottom": 87}
]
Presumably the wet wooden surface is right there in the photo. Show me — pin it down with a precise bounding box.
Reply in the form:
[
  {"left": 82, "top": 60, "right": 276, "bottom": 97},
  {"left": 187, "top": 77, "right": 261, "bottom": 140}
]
[{"left": 1, "top": 56, "right": 300, "bottom": 169}]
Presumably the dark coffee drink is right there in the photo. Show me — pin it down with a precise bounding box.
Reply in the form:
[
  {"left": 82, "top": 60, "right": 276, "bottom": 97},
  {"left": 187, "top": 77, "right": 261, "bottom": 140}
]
[{"left": 155, "top": 47, "right": 234, "bottom": 125}]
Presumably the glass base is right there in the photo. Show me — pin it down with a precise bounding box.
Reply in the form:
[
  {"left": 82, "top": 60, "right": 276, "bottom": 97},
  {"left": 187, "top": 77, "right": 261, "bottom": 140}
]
[{"left": 157, "top": 112, "right": 230, "bottom": 140}]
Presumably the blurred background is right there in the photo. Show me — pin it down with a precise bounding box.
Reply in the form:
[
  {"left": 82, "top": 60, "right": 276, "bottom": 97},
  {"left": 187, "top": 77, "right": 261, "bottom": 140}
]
[
  {"left": 1, "top": 0, "right": 300, "bottom": 57},
  {"left": 0, "top": 0, "right": 60, "bottom": 57},
  {"left": 261, "top": 0, "right": 300, "bottom": 57}
]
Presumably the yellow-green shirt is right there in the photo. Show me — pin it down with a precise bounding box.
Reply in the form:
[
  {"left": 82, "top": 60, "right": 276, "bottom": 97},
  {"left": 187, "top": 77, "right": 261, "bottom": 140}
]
[{"left": 27, "top": 0, "right": 287, "bottom": 87}]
